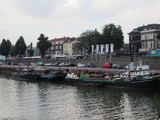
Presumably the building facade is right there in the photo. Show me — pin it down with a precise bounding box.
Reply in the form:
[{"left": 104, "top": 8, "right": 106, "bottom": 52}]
[
  {"left": 49, "top": 37, "right": 69, "bottom": 56},
  {"left": 128, "top": 24, "right": 160, "bottom": 54},
  {"left": 63, "top": 37, "right": 76, "bottom": 55}
]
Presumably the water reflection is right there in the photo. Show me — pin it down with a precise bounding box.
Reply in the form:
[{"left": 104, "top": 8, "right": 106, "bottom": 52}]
[
  {"left": 0, "top": 78, "right": 160, "bottom": 119},
  {"left": 75, "top": 86, "right": 159, "bottom": 119}
]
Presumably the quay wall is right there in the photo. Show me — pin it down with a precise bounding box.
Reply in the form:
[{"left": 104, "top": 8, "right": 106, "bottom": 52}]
[{"left": 1, "top": 56, "right": 160, "bottom": 70}]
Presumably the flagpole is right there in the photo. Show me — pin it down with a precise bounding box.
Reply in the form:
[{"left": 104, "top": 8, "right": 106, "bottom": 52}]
[{"left": 110, "top": 51, "right": 111, "bottom": 62}]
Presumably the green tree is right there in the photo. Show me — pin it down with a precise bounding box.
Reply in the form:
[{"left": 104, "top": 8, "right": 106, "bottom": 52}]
[
  {"left": 102, "top": 23, "right": 124, "bottom": 51},
  {"left": 156, "top": 33, "right": 160, "bottom": 39},
  {"left": 37, "top": 33, "right": 51, "bottom": 59},
  {"left": 9, "top": 45, "right": 16, "bottom": 57},
  {"left": 0, "top": 39, "right": 11, "bottom": 57},
  {"left": 15, "top": 36, "right": 27, "bottom": 55},
  {"left": 76, "top": 29, "right": 100, "bottom": 55},
  {"left": 27, "top": 43, "right": 35, "bottom": 57}
]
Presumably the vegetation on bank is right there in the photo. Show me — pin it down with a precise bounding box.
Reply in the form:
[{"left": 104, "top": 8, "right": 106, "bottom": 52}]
[{"left": 3, "top": 23, "right": 159, "bottom": 59}]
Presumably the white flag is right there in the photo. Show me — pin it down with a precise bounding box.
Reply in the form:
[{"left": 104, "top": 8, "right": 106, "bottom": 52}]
[
  {"left": 101, "top": 44, "right": 104, "bottom": 53},
  {"left": 110, "top": 43, "right": 114, "bottom": 53},
  {"left": 91, "top": 45, "right": 94, "bottom": 53},
  {"left": 106, "top": 44, "right": 109, "bottom": 53},
  {"left": 96, "top": 45, "right": 99, "bottom": 53}
]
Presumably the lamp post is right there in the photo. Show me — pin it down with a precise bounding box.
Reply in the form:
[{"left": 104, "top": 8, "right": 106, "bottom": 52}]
[
  {"left": 18, "top": 50, "right": 20, "bottom": 73},
  {"left": 27, "top": 46, "right": 30, "bottom": 74}
]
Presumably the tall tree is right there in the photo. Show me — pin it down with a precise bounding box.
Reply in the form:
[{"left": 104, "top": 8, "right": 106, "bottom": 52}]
[
  {"left": 102, "top": 23, "right": 124, "bottom": 51},
  {"left": 76, "top": 29, "right": 100, "bottom": 55},
  {"left": 156, "top": 33, "right": 160, "bottom": 39},
  {"left": 15, "top": 36, "right": 27, "bottom": 55},
  {"left": 9, "top": 45, "right": 16, "bottom": 57},
  {"left": 0, "top": 39, "right": 11, "bottom": 57},
  {"left": 27, "top": 43, "right": 35, "bottom": 57},
  {"left": 37, "top": 33, "right": 51, "bottom": 59}
]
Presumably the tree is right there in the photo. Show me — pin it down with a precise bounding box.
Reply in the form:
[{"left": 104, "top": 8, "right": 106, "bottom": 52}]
[
  {"left": 76, "top": 29, "right": 100, "bottom": 55},
  {"left": 0, "top": 39, "right": 11, "bottom": 57},
  {"left": 37, "top": 33, "right": 51, "bottom": 59},
  {"left": 15, "top": 36, "right": 27, "bottom": 55},
  {"left": 27, "top": 43, "right": 35, "bottom": 57},
  {"left": 156, "top": 33, "right": 160, "bottom": 39},
  {"left": 9, "top": 45, "right": 16, "bottom": 57},
  {"left": 102, "top": 23, "right": 124, "bottom": 52}
]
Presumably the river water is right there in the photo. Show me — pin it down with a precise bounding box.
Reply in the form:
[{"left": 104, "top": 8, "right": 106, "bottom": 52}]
[{"left": 0, "top": 78, "right": 160, "bottom": 120}]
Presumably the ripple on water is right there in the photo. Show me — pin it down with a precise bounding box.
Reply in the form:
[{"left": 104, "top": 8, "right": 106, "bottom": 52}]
[{"left": 0, "top": 78, "right": 160, "bottom": 119}]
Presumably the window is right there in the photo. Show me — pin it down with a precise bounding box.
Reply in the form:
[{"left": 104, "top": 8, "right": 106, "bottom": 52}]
[
  {"left": 146, "top": 42, "right": 148, "bottom": 48},
  {"left": 56, "top": 46, "right": 58, "bottom": 49},
  {"left": 142, "top": 43, "right": 144, "bottom": 48},
  {"left": 51, "top": 46, "right": 54, "bottom": 50},
  {"left": 59, "top": 45, "right": 62, "bottom": 49}
]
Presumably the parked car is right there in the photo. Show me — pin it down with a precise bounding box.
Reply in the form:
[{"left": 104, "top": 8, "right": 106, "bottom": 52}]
[
  {"left": 26, "top": 63, "right": 30, "bottom": 66},
  {"left": 30, "top": 62, "right": 37, "bottom": 66},
  {"left": 77, "top": 62, "right": 85, "bottom": 67},
  {"left": 44, "top": 63, "right": 54, "bottom": 66},
  {"left": 112, "top": 64, "right": 123, "bottom": 69},
  {"left": 12, "top": 63, "right": 19, "bottom": 65},
  {"left": 86, "top": 63, "right": 95, "bottom": 67},
  {"left": 68, "top": 63, "right": 76, "bottom": 66},
  {"left": 37, "top": 62, "right": 44, "bottom": 66},
  {"left": 54, "top": 62, "right": 61, "bottom": 66},
  {"left": 102, "top": 63, "right": 112, "bottom": 68},
  {"left": 59, "top": 62, "right": 66, "bottom": 67},
  {"left": 7, "top": 63, "right": 11, "bottom": 65},
  {"left": 19, "top": 63, "right": 25, "bottom": 65}
]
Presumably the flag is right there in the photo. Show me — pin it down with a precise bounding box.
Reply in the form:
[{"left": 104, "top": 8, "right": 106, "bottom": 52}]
[
  {"left": 106, "top": 44, "right": 109, "bottom": 53},
  {"left": 101, "top": 44, "right": 104, "bottom": 53},
  {"left": 110, "top": 44, "right": 114, "bottom": 53},
  {"left": 91, "top": 45, "right": 94, "bottom": 53},
  {"left": 96, "top": 45, "right": 99, "bottom": 53}
]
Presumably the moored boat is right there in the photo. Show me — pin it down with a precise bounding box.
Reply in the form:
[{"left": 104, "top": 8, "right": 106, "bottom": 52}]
[
  {"left": 65, "top": 70, "right": 90, "bottom": 85},
  {"left": 12, "top": 68, "right": 37, "bottom": 82},
  {"left": 34, "top": 67, "right": 66, "bottom": 82}
]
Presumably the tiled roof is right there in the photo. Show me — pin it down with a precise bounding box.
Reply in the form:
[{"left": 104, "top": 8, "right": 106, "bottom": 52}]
[
  {"left": 64, "top": 37, "right": 76, "bottom": 43},
  {"left": 50, "top": 37, "right": 70, "bottom": 45},
  {"left": 128, "top": 24, "right": 160, "bottom": 34},
  {"left": 50, "top": 37, "right": 70, "bottom": 42}
]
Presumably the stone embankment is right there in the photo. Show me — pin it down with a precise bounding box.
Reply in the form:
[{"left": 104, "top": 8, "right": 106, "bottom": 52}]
[{"left": 1, "top": 56, "right": 160, "bottom": 70}]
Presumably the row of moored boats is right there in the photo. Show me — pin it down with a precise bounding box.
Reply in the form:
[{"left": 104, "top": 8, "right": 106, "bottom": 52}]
[{"left": 11, "top": 65, "right": 160, "bottom": 89}]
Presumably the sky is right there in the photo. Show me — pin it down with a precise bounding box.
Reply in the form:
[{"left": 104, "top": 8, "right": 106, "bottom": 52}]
[{"left": 0, "top": 0, "right": 160, "bottom": 47}]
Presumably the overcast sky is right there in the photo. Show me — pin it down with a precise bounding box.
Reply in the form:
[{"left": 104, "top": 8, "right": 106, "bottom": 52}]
[{"left": 0, "top": 0, "right": 160, "bottom": 47}]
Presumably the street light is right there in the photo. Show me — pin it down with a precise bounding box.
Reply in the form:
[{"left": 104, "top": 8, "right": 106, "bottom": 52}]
[
  {"left": 27, "top": 46, "right": 30, "bottom": 74},
  {"left": 18, "top": 50, "right": 20, "bottom": 73}
]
